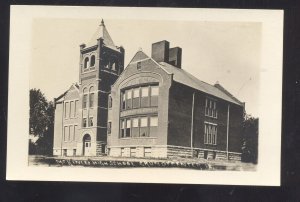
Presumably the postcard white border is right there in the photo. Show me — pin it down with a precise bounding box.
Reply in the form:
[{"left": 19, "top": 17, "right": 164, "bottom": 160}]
[{"left": 7, "top": 6, "right": 283, "bottom": 186}]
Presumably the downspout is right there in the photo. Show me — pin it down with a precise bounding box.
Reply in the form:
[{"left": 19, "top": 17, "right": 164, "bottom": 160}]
[
  {"left": 61, "top": 100, "right": 64, "bottom": 156},
  {"left": 226, "top": 104, "right": 230, "bottom": 160},
  {"left": 190, "top": 92, "right": 195, "bottom": 157}
]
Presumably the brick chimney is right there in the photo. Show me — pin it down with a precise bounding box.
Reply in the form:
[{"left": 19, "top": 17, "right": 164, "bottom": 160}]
[
  {"left": 151, "top": 40, "right": 170, "bottom": 63},
  {"left": 151, "top": 40, "right": 182, "bottom": 68},
  {"left": 169, "top": 47, "right": 182, "bottom": 68}
]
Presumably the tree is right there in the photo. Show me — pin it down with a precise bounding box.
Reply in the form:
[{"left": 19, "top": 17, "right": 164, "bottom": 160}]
[
  {"left": 241, "top": 114, "right": 259, "bottom": 164},
  {"left": 29, "top": 89, "right": 54, "bottom": 155}
]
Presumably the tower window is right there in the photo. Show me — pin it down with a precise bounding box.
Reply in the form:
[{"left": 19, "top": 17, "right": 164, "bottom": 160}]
[
  {"left": 83, "top": 118, "right": 87, "bottom": 127},
  {"left": 90, "top": 55, "right": 95, "bottom": 67},
  {"left": 89, "top": 93, "right": 94, "bottom": 107},
  {"left": 108, "top": 95, "right": 112, "bottom": 108},
  {"left": 84, "top": 57, "right": 89, "bottom": 69},
  {"left": 83, "top": 94, "right": 87, "bottom": 109},
  {"left": 107, "top": 122, "right": 112, "bottom": 134},
  {"left": 89, "top": 117, "right": 94, "bottom": 127}
]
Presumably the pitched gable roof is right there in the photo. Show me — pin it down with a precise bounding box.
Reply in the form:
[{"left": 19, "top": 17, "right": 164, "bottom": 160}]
[
  {"left": 159, "top": 62, "right": 243, "bottom": 106},
  {"left": 125, "top": 49, "right": 243, "bottom": 106},
  {"left": 55, "top": 83, "right": 79, "bottom": 103}
]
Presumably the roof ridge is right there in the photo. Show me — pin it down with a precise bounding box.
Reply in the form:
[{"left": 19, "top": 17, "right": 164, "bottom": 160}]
[{"left": 214, "top": 83, "right": 242, "bottom": 104}]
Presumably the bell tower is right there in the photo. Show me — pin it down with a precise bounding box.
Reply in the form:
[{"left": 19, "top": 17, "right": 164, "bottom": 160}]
[{"left": 78, "top": 19, "right": 125, "bottom": 155}]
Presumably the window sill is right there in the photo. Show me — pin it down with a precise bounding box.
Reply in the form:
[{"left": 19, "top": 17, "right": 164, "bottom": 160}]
[
  {"left": 121, "top": 106, "right": 158, "bottom": 112},
  {"left": 205, "top": 115, "right": 218, "bottom": 119},
  {"left": 120, "top": 137, "right": 157, "bottom": 139}
]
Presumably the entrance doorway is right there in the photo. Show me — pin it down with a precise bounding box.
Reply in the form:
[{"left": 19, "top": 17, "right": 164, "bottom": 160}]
[{"left": 83, "top": 134, "right": 91, "bottom": 156}]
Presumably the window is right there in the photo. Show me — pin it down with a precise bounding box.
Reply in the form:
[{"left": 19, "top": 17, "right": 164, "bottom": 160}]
[
  {"left": 121, "top": 93, "right": 126, "bottom": 110},
  {"left": 83, "top": 94, "right": 87, "bottom": 109},
  {"left": 205, "top": 98, "right": 217, "bottom": 118},
  {"left": 112, "top": 62, "right": 116, "bottom": 71},
  {"left": 75, "top": 100, "right": 78, "bottom": 117},
  {"left": 140, "top": 117, "right": 148, "bottom": 137},
  {"left": 63, "top": 149, "right": 67, "bottom": 156},
  {"left": 83, "top": 118, "right": 87, "bottom": 127},
  {"left": 150, "top": 86, "right": 159, "bottom": 106},
  {"left": 84, "top": 57, "right": 89, "bottom": 69},
  {"left": 131, "top": 118, "right": 139, "bottom": 137},
  {"left": 90, "top": 55, "right": 95, "bottom": 67},
  {"left": 126, "top": 90, "right": 132, "bottom": 109},
  {"left": 108, "top": 95, "right": 112, "bottom": 108},
  {"left": 107, "top": 122, "right": 112, "bottom": 134},
  {"left": 64, "top": 126, "right": 68, "bottom": 141},
  {"left": 130, "top": 147, "right": 136, "bottom": 157},
  {"left": 121, "top": 148, "right": 125, "bottom": 157},
  {"left": 73, "top": 125, "right": 77, "bottom": 141},
  {"left": 121, "top": 120, "right": 125, "bottom": 138},
  {"left": 68, "top": 125, "right": 72, "bottom": 141},
  {"left": 89, "top": 117, "right": 94, "bottom": 127},
  {"left": 204, "top": 123, "right": 217, "bottom": 145},
  {"left": 126, "top": 119, "right": 131, "bottom": 137},
  {"left": 73, "top": 149, "right": 76, "bottom": 156},
  {"left": 137, "top": 61, "right": 141, "bottom": 70},
  {"left": 149, "top": 116, "right": 158, "bottom": 136},
  {"left": 70, "top": 101, "right": 74, "bottom": 118},
  {"left": 132, "top": 88, "right": 140, "bottom": 108},
  {"left": 65, "top": 102, "right": 70, "bottom": 118},
  {"left": 150, "top": 116, "right": 158, "bottom": 127},
  {"left": 89, "top": 93, "right": 94, "bottom": 107},
  {"left": 120, "top": 115, "right": 158, "bottom": 138},
  {"left": 121, "top": 85, "right": 158, "bottom": 110},
  {"left": 144, "top": 147, "right": 151, "bottom": 157},
  {"left": 141, "top": 87, "right": 149, "bottom": 107}
]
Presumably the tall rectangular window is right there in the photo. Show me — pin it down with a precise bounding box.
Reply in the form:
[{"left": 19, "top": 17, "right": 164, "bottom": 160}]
[
  {"left": 126, "top": 119, "right": 131, "bottom": 137},
  {"left": 149, "top": 116, "right": 158, "bottom": 136},
  {"left": 121, "top": 93, "right": 126, "bottom": 110},
  {"left": 140, "top": 117, "right": 148, "bottom": 137},
  {"left": 73, "top": 125, "right": 77, "bottom": 141},
  {"left": 83, "top": 118, "right": 87, "bottom": 127},
  {"left": 205, "top": 98, "right": 217, "bottom": 118},
  {"left": 126, "top": 90, "right": 132, "bottom": 109},
  {"left": 132, "top": 88, "right": 140, "bottom": 108},
  {"left": 141, "top": 87, "right": 149, "bottom": 107},
  {"left": 204, "top": 123, "right": 217, "bottom": 145},
  {"left": 150, "top": 86, "right": 159, "bottom": 107},
  {"left": 108, "top": 95, "right": 112, "bottom": 108},
  {"left": 131, "top": 118, "right": 139, "bottom": 137},
  {"left": 75, "top": 100, "right": 78, "bottom": 117},
  {"left": 89, "top": 117, "right": 94, "bottom": 127},
  {"left": 121, "top": 120, "right": 125, "bottom": 138},
  {"left": 70, "top": 101, "right": 74, "bottom": 118},
  {"left": 64, "top": 126, "right": 68, "bottom": 142},
  {"left": 107, "top": 122, "right": 112, "bottom": 134},
  {"left": 89, "top": 93, "right": 94, "bottom": 108},
  {"left": 65, "top": 102, "right": 70, "bottom": 118},
  {"left": 68, "top": 125, "right": 72, "bottom": 141},
  {"left": 83, "top": 95, "right": 87, "bottom": 109}
]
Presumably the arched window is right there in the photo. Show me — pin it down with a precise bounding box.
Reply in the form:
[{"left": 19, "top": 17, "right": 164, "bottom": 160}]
[
  {"left": 84, "top": 57, "right": 89, "bottom": 69},
  {"left": 89, "top": 86, "right": 95, "bottom": 108},
  {"left": 90, "top": 55, "right": 95, "bottom": 67}
]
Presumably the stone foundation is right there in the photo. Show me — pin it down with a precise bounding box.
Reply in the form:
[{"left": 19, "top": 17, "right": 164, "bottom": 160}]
[{"left": 108, "top": 145, "right": 241, "bottom": 161}]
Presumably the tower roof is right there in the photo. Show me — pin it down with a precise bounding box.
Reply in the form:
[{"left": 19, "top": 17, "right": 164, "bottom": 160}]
[{"left": 87, "top": 19, "right": 116, "bottom": 48}]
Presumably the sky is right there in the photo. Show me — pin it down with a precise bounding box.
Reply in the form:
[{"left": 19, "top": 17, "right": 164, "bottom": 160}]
[{"left": 30, "top": 18, "right": 261, "bottom": 117}]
